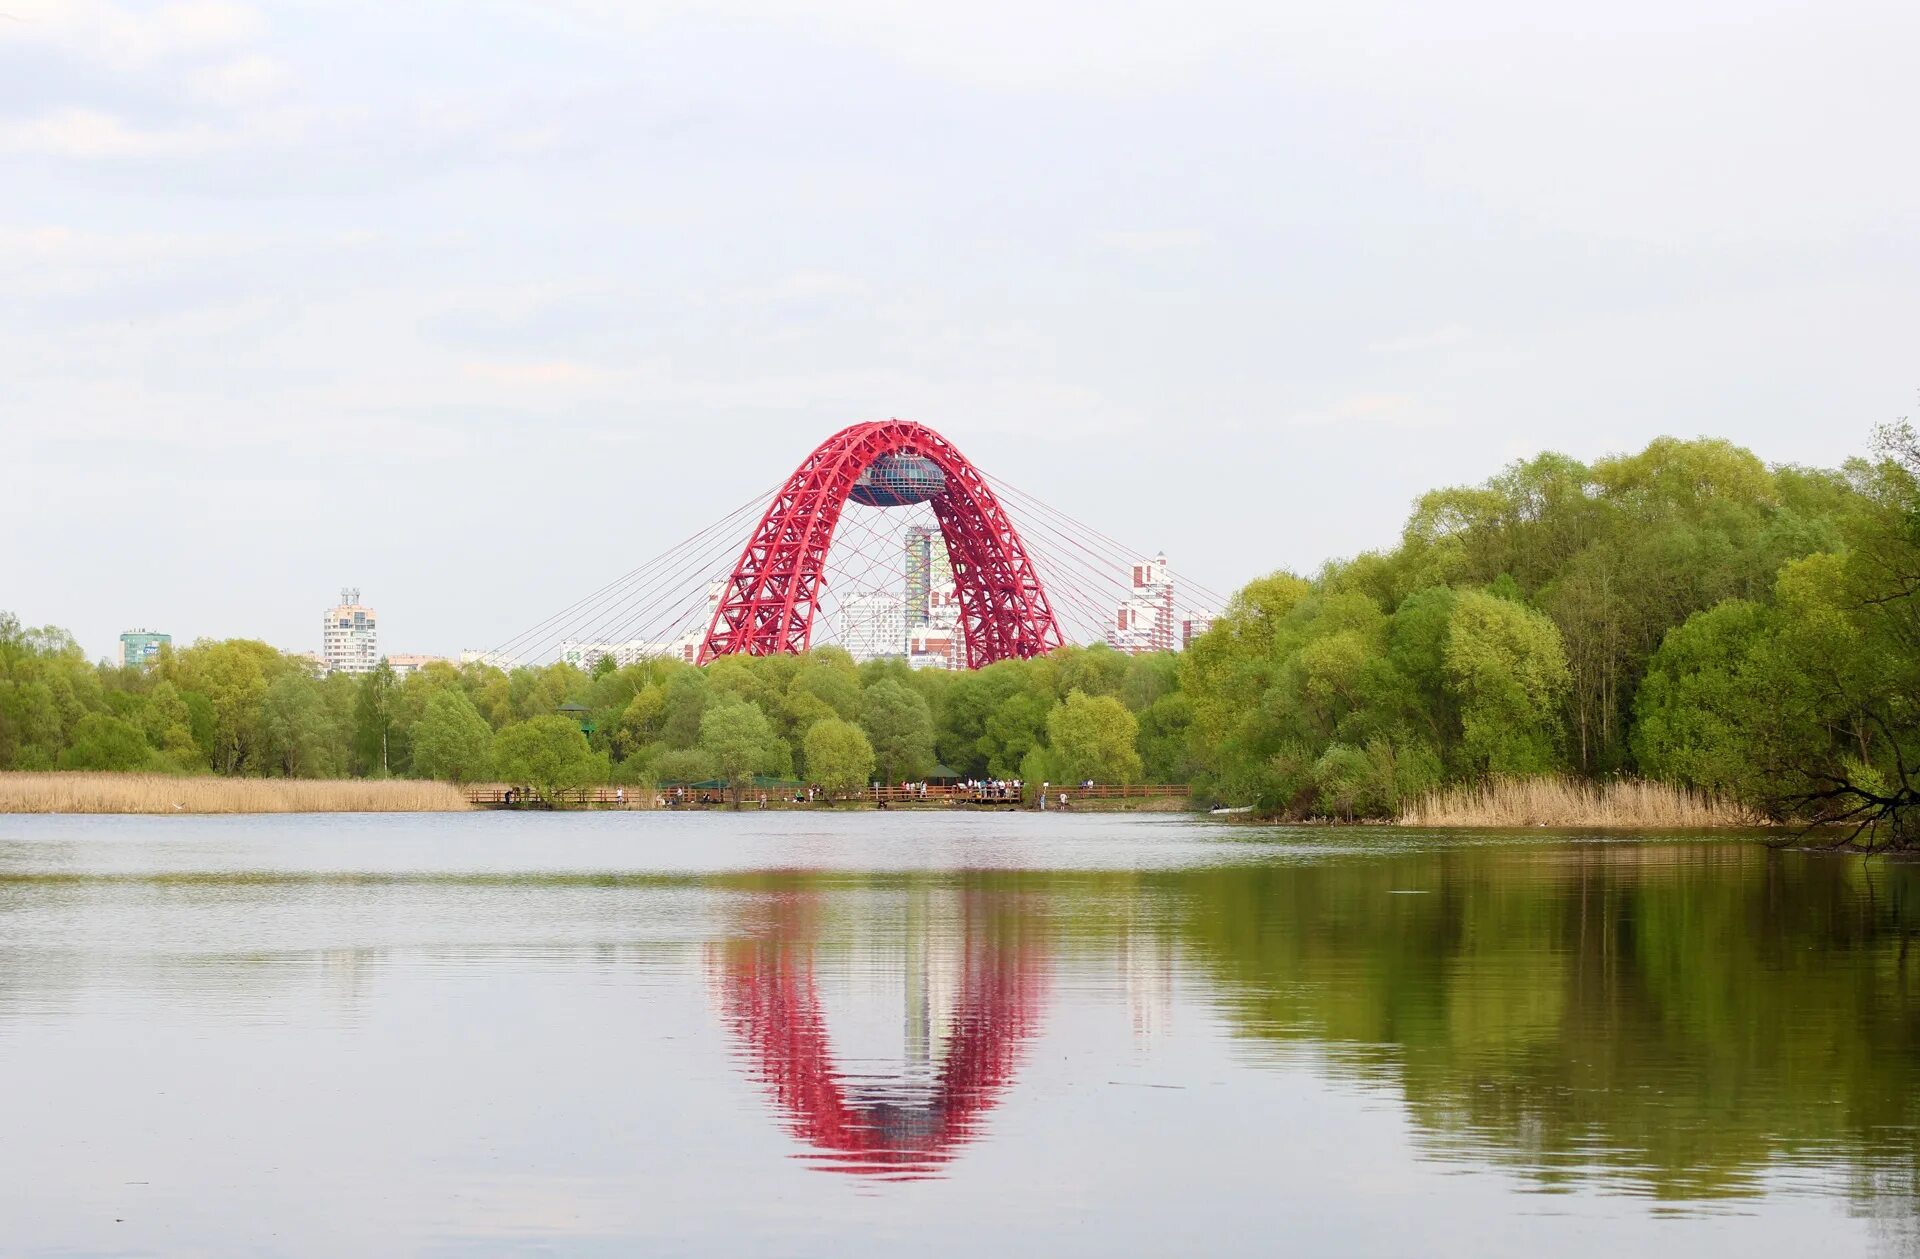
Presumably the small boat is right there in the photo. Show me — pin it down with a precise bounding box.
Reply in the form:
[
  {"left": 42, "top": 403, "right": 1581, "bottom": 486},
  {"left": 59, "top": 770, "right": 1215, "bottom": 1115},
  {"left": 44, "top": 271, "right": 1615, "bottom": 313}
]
[{"left": 1209, "top": 805, "right": 1254, "bottom": 816}]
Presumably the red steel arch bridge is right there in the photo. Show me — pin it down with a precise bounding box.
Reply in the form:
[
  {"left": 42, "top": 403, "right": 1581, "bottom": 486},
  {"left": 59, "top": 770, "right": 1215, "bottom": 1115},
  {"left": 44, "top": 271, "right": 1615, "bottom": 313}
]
[{"left": 491, "top": 420, "right": 1225, "bottom": 669}]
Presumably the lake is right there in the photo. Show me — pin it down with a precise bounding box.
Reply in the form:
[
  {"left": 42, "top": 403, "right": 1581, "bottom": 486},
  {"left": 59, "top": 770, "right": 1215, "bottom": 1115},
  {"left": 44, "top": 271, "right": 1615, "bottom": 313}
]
[{"left": 2, "top": 811, "right": 1915, "bottom": 1256}]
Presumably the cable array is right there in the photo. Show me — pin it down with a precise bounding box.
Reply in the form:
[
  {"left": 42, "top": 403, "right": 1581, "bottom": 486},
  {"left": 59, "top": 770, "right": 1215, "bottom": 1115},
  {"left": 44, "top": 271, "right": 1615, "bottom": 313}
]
[{"left": 485, "top": 466, "right": 1228, "bottom": 668}]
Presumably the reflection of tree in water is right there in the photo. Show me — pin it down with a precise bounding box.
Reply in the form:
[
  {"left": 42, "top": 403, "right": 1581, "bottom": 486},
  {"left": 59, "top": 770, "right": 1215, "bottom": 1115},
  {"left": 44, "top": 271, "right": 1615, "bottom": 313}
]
[
  {"left": 712, "top": 885, "right": 1046, "bottom": 1179},
  {"left": 1175, "top": 843, "right": 1920, "bottom": 1213}
]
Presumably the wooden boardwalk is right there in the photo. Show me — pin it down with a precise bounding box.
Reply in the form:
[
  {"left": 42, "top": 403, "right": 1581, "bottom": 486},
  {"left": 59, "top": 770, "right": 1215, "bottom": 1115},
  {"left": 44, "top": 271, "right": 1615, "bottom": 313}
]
[{"left": 467, "top": 782, "right": 1192, "bottom": 809}]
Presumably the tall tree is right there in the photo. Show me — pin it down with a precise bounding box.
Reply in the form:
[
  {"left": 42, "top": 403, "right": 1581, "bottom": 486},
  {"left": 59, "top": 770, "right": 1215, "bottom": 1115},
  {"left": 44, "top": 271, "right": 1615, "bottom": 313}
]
[
  {"left": 802, "top": 717, "right": 876, "bottom": 794},
  {"left": 412, "top": 688, "right": 496, "bottom": 783},
  {"left": 859, "top": 679, "right": 936, "bottom": 785},
  {"left": 1046, "top": 690, "right": 1144, "bottom": 785},
  {"left": 697, "top": 700, "right": 789, "bottom": 804},
  {"left": 1443, "top": 590, "right": 1571, "bottom": 775},
  {"left": 492, "top": 715, "right": 602, "bottom": 803}
]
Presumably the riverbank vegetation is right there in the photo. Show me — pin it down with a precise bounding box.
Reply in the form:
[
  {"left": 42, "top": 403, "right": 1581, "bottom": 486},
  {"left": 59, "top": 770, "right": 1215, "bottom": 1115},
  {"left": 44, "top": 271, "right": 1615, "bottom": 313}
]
[
  {"left": 4, "top": 426, "right": 1917, "bottom": 835},
  {"left": 1400, "top": 776, "right": 1756, "bottom": 830},
  {"left": 0, "top": 772, "right": 468, "bottom": 814},
  {"left": 1181, "top": 423, "right": 1920, "bottom": 844}
]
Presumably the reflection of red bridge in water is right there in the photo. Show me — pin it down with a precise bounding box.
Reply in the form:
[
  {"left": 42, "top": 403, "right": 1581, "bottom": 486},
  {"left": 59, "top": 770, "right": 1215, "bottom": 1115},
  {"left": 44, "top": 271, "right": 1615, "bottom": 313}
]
[{"left": 713, "top": 895, "right": 1047, "bottom": 1179}]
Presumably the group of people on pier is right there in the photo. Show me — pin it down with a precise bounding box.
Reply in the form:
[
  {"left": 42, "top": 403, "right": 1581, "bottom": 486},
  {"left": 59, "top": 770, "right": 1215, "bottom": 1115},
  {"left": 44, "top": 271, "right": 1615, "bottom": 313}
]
[{"left": 956, "top": 778, "right": 1023, "bottom": 803}]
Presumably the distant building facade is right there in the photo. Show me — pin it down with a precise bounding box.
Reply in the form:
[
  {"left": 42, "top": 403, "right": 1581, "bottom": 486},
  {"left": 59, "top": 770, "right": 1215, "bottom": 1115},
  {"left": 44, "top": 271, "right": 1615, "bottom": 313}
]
[
  {"left": 384, "top": 653, "right": 449, "bottom": 680},
  {"left": 322, "top": 588, "right": 379, "bottom": 675},
  {"left": 119, "top": 629, "right": 170, "bottom": 671},
  {"left": 557, "top": 582, "right": 721, "bottom": 671},
  {"left": 289, "top": 651, "right": 329, "bottom": 678},
  {"left": 558, "top": 635, "right": 702, "bottom": 671},
  {"left": 1107, "top": 554, "right": 1177, "bottom": 655},
  {"left": 839, "top": 591, "right": 907, "bottom": 663},
  {"left": 903, "top": 525, "right": 965, "bottom": 670},
  {"left": 459, "top": 648, "right": 520, "bottom": 671}
]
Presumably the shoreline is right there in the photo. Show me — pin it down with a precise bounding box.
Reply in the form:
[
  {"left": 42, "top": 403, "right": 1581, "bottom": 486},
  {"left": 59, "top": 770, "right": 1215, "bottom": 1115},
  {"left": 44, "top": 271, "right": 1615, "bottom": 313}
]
[{"left": 0, "top": 771, "right": 1769, "bottom": 826}]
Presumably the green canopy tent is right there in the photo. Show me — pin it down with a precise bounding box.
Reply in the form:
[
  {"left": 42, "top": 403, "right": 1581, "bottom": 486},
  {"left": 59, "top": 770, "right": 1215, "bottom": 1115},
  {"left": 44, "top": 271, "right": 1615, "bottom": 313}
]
[{"left": 926, "top": 765, "right": 963, "bottom": 783}]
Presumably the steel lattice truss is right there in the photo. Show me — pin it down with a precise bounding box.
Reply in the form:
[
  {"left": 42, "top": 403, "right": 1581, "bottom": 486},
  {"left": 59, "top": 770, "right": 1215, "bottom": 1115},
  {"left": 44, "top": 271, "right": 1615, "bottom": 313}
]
[
  {"left": 483, "top": 418, "right": 1228, "bottom": 670},
  {"left": 699, "top": 420, "right": 1064, "bottom": 667}
]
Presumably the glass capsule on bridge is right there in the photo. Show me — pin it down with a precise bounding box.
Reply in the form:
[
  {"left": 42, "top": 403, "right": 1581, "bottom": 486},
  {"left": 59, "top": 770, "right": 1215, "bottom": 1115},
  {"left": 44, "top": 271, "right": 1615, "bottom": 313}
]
[{"left": 849, "top": 453, "right": 947, "bottom": 507}]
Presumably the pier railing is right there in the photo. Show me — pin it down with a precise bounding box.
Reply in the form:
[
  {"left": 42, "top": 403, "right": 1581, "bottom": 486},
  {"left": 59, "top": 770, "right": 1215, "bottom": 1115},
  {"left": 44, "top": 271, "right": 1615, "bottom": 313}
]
[{"left": 466, "top": 782, "right": 1193, "bottom": 807}]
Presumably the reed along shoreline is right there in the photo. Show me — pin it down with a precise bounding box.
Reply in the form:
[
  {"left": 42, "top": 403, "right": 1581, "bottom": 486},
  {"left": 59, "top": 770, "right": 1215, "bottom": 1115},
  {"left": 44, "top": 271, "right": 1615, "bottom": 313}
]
[
  {"left": 0, "top": 770, "right": 1764, "bottom": 826},
  {"left": 0, "top": 773, "right": 472, "bottom": 814}
]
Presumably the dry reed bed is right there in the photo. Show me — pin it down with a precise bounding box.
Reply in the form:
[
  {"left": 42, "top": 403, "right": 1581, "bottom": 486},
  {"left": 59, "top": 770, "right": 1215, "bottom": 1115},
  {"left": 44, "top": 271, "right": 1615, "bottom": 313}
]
[
  {"left": 1400, "top": 776, "right": 1761, "bottom": 829},
  {"left": 0, "top": 772, "right": 471, "bottom": 814}
]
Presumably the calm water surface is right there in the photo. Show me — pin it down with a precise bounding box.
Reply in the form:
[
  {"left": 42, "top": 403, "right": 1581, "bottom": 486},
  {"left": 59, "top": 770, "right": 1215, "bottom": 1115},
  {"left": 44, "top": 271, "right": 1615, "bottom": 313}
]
[{"left": 2, "top": 811, "right": 1917, "bottom": 1256}]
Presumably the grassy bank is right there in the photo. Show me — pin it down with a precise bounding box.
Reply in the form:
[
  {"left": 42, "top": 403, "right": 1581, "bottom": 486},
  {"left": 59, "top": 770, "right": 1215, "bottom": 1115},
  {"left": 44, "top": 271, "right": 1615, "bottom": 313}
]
[
  {"left": 1400, "top": 776, "right": 1759, "bottom": 829},
  {"left": 0, "top": 772, "right": 471, "bottom": 814}
]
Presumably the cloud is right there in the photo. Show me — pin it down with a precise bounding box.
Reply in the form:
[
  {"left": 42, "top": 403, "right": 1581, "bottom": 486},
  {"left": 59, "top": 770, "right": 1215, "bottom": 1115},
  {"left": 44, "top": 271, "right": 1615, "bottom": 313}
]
[
  {"left": 0, "top": 107, "right": 228, "bottom": 157},
  {"left": 0, "top": 0, "right": 262, "bottom": 69},
  {"left": 1368, "top": 324, "right": 1473, "bottom": 354},
  {"left": 462, "top": 359, "right": 608, "bottom": 387},
  {"left": 546, "top": 0, "right": 1271, "bottom": 92},
  {"left": 1095, "top": 229, "right": 1211, "bottom": 254},
  {"left": 188, "top": 51, "right": 286, "bottom": 104},
  {"left": 1288, "top": 393, "right": 1445, "bottom": 432}
]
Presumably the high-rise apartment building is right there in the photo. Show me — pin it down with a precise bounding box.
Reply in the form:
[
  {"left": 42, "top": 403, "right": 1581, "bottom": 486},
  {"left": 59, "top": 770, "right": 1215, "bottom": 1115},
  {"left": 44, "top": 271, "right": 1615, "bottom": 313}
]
[
  {"left": 904, "top": 525, "right": 935, "bottom": 629},
  {"left": 838, "top": 590, "right": 907, "bottom": 663},
  {"left": 1108, "top": 554, "right": 1177, "bottom": 655},
  {"left": 903, "top": 524, "right": 965, "bottom": 669},
  {"left": 322, "top": 588, "right": 379, "bottom": 675},
  {"left": 118, "top": 629, "right": 170, "bottom": 670}
]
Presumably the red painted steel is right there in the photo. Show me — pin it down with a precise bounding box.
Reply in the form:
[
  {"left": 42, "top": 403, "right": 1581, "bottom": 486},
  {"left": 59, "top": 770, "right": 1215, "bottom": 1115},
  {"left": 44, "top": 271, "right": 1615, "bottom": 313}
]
[{"left": 698, "top": 420, "right": 1065, "bottom": 667}]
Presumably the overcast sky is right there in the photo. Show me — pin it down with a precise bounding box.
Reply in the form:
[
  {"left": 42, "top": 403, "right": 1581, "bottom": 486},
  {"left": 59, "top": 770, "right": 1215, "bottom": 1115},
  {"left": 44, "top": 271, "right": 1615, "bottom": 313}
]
[{"left": 4, "top": 0, "right": 1916, "bottom": 662}]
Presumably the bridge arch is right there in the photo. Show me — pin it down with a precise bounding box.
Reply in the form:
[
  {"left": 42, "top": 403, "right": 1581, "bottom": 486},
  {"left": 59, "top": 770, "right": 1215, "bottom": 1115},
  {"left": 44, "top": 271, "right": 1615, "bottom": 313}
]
[{"left": 697, "top": 420, "right": 1064, "bottom": 667}]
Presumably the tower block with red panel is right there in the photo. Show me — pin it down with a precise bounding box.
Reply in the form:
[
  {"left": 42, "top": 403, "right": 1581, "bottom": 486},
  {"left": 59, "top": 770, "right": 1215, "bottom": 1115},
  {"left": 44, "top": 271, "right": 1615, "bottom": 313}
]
[{"left": 698, "top": 420, "right": 1065, "bottom": 669}]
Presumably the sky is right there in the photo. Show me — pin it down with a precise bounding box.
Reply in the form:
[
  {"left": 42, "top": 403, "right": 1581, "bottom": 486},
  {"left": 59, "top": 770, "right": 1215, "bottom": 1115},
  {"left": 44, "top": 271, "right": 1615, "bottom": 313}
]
[{"left": 3, "top": 0, "right": 1916, "bottom": 663}]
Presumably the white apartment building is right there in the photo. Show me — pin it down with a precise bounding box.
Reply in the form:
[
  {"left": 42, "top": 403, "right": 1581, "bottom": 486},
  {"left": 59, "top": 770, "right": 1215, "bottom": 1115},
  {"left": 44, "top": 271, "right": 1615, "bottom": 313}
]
[
  {"left": 558, "top": 634, "right": 702, "bottom": 671},
  {"left": 1107, "top": 554, "right": 1177, "bottom": 655},
  {"left": 908, "top": 624, "right": 961, "bottom": 669},
  {"left": 557, "top": 582, "right": 723, "bottom": 670},
  {"left": 459, "top": 648, "right": 521, "bottom": 671},
  {"left": 838, "top": 590, "right": 907, "bottom": 663},
  {"left": 322, "top": 588, "right": 379, "bottom": 674},
  {"left": 385, "top": 653, "right": 450, "bottom": 680}
]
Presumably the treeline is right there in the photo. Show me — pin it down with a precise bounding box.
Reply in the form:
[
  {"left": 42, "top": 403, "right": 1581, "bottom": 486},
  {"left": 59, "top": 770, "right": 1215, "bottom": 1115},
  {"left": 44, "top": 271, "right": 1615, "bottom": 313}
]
[
  {"left": 1183, "top": 427, "right": 1920, "bottom": 838},
  {"left": 0, "top": 619, "right": 1170, "bottom": 803},
  {"left": 6, "top": 428, "right": 1916, "bottom": 833}
]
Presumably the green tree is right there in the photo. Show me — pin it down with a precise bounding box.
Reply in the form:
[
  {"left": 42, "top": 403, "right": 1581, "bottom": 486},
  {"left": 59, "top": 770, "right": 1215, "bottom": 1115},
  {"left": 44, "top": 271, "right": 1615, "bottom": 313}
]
[
  {"left": 980, "top": 691, "right": 1050, "bottom": 779},
  {"left": 1632, "top": 599, "right": 1777, "bottom": 795},
  {"left": 259, "top": 673, "right": 343, "bottom": 778},
  {"left": 1046, "top": 690, "right": 1144, "bottom": 784},
  {"left": 803, "top": 717, "right": 876, "bottom": 794},
  {"left": 493, "top": 715, "right": 602, "bottom": 803},
  {"left": 697, "top": 700, "right": 790, "bottom": 803},
  {"left": 1444, "top": 590, "right": 1570, "bottom": 774},
  {"left": 411, "top": 688, "right": 496, "bottom": 783},
  {"left": 175, "top": 639, "right": 285, "bottom": 774},
  {"left": 139, "top": 680, "right": 206, "bottom": 771},
  {"left": 352, "top": 660, "right": 399, "bottom": 776},
  {"left": 57, "top": 713, "right": 153, "bottom": 772},
  {"left": 859, "top": 679, "right": 936, "bottom": 785}
]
